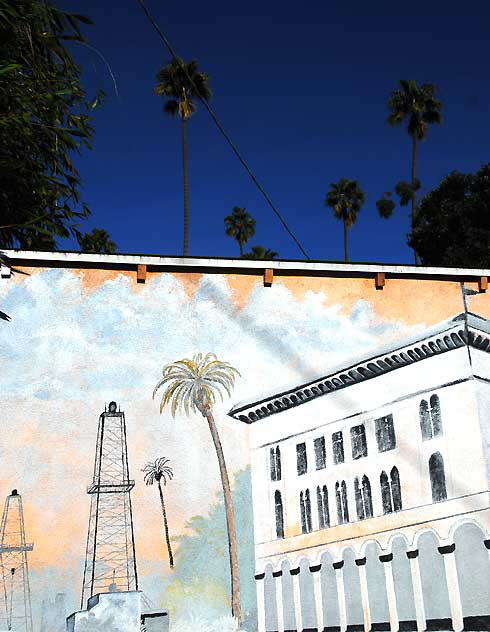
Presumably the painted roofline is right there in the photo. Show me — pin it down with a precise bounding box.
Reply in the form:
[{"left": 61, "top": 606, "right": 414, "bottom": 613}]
[
  {"left": 228, "top": 312, "right": 490, "bottom": 424},
  {"left": 2, "top": 248, "right": 490, "bottom": 278}
]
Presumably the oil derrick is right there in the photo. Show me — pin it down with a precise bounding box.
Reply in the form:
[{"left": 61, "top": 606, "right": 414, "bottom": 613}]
[
  {"left": 81, "top": 401, "right": 138, "bottom": 608},
  {"left": 0, "top": 490, "right": 33, "bottom": 632}
]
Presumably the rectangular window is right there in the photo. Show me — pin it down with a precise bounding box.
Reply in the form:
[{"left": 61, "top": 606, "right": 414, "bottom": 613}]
[
  {"left": 314, "top": 436, "right": 326, "bottom": 470},
  {"left": 351, "top": 424, "right": 367, "bottom": 460},
  {"left": 332, "top": 431, "right": 344, "bottom": 465},
  {"left": 296, "top": 442, "right": 307, "bottom": 475},
  {"left": 375, "top": 415, "right": 396, "bottom": 452}
]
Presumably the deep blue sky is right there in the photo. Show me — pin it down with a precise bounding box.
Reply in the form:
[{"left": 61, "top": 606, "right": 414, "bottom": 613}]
[{"left": 59, "top": 0, "right": 490, "bottom": 263}]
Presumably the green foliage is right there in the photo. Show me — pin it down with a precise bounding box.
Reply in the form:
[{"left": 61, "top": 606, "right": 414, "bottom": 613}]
[
  {"left": 163, "top": 468, "right": 256, "bottom": 628},
  {"left": 0, "top": 0, "right": 102, "bottom": 250},
  {"left": 241, "top": 246, "right": 278, "bottom": 260},
  {"left": 376, "top": 193, "right": 396, "bottom": 219},
  {"left": 395, "top": 179, "right": 421, "bottom": 207},
  {"left": 224, "top": 207, "right": 256, "bottom": 256},
  {"left": 387, "top": 80, "right": 442, "bottom": 140},
  {"left": 77, "top": 228, "right": 117, "bottom": 254},
  {"left": 408, "top": 164, "right": 490, "bottom": 267},
  {"left": 155, "top": 57, "right": 211, "bottom": 120},
  {"left": 325, "top": 178, "right": 366, "bottom": 227}
]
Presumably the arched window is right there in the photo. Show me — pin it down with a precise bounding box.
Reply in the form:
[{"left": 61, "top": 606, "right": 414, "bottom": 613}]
[
  {"left": 336, "top": 480, "right": 349, "bottom": 524},
  {"left": 355, "top": 476, "right": 373, "bottom": 520},
  {"left": 391, "top": 466, "right": 402, "bottom": 511},
  {"left": 380, "top": 468, "right": 403, "bottom": 514},
  {"left": 420, "top": 395, "right": 443, "bottom": 440},
  {"left": 429, "top": 452, "right": 447, "bottom": 502},
  {"left": 275, "top": 490, "right": 284, "bottom": 538},
  {"left": 317, "top": 485, "right": 330, "bottom": 529},
  {"left": 270, "top": 446, "right": 282, "bottom": 481},
  {"left": 381, "top": 471, "right": 392, "bottom": 514},
  {"left": 300, "top": 489, "right": 312, "bottom": 533}
]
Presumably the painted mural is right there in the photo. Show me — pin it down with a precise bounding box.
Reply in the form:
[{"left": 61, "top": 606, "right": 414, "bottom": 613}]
[{"left": 1, "top": 261, "right": 490, "bottom": 632}]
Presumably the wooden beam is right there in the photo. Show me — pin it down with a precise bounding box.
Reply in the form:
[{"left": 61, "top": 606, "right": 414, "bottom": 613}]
[
  {"left": 479, "top": 276, "right": 488, "bottom": 293},
  {"left": 375, "top": 271, "right": 385, "bottom": 290},
  {"left": 137, "top": 264, "right": 147, "bottom": 283},
  {"left": 264, "top": 268, "right": 274, "bottom": 287}
]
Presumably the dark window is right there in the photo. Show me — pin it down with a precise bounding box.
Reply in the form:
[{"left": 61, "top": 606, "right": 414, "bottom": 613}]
[
  {"left": 355, "top": 475, "right": 373, "bottom": 520},
  {"left": 275, "top": 490, "right": 284, "bottom": 538},
  {"left": 332, "top": 431, "right": 344, "bottom": 464},
  {"left": 420, "top": 395, "right": 443, "bottom": 440},
  {"left": 429, "top": 452, "right": 447, "bottom": 502},
  {"left": 300, "top": 489, "right": 312, "bottom": 533},
  {"left": 317, "top": 485, "right": 330, "bottom": 529},
  {"left": 351, "top": 424, "right": 367, "bottom": 460},
  {"left": 380, "top": 467, "right": 403, "bottom": 514},
  {"left": 314, "top": 436, "right": 326, "bottom": 470},
  {"left": 375, "top": 415, "right": 396, "bottom": 452},
  {"left": 391, "top": 466, "right": 402, "bottom": 511},
  {"left": 336, "top": 480, "right": 349, "bottom": 524},
  {"left": 296, "top": 442, "right": 307, "bottom": 476},
  {"left": 381, "top": 470, "right": 392, "bottom": 514},
  {"left": 270, "top": 446, "right": 282, "bottom": 481}
]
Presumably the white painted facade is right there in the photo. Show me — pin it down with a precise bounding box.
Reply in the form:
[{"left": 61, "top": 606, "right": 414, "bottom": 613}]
[{"left": 230, "top": 312, "right": 490, "bottom": 632}]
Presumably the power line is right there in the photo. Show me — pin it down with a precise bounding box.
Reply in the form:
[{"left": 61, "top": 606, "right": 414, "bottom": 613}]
[{"left": 137, "top": 0, "right": 310, "bottom": 260}]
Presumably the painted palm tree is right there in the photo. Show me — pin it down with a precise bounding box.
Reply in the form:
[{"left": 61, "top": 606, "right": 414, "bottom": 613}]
[
  {"left": 224, "top": 207, "right": 256, "bottom": 256},
  {"left": 153, "top": 353, "right": 241, "bottom": 622},
  {"left": 325, "top": 178, "right": 366, "bottom": 262},
  {"left": 155, "top": 57, "right": 211, "bottom": 256},
  {"left": 387, "top": 80, "right": 441, "bottom": 262},
  {"left": 142, "top": 457, "right": 174, "bottom": 569}
]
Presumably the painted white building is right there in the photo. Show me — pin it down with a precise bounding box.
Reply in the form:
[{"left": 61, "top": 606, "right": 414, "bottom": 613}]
[{"left": 229, "top": 311, "right": 490, "bottom": 632}]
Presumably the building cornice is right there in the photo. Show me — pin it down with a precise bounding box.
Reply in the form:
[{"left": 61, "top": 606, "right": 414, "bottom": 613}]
[
  {"left": 228, "top": 313, "right": 490, "bottom": 424},
  {"left": 2, "top": 248, "right": 490, "bottom": 278}
]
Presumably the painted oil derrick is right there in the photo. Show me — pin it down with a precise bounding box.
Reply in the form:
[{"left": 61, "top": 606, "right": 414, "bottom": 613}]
[
  {"left": 0, "top": 490, "right": 33, "bottom": 632},
  {"left": 80, "top": 401, "right": 138, "bottom": 608}
]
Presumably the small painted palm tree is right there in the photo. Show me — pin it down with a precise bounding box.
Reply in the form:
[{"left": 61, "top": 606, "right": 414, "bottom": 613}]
[
  {"left": 153, "top": 353, "right": 241, "bottom": 622},
  {"left": 387, "top": 80, "right": 441, "bottom": 262},
  {"left": 142, "top": 457, "right": 174, "bottom": 569},
  {"left": 155, "top": 58, "right": 211, "bottom": 256},
  {"left": 325, "top": 178, "right": 366, "bottom": 262},
  {"left": 224, "top": 207, "right": 256, "bottom": 256}
]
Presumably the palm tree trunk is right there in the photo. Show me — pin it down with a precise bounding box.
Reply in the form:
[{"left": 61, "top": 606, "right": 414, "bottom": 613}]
[
  {"left": 204, "top": 410, "right": 241, "bottom": 623},
  {"left": 239, "top": 240, "right": 243, "bottom": 257},
  {"left": 411, "top": 135, "right": 419, "bottom": 265},
  {"left": 182, "top": 117, "right": 189, "bottom": 257},
  {"left": 157, "top": 480, "right": 174, "bottom": 569},
  {"left": 343, "top": 219, "right": 349, "bottom": 262}
]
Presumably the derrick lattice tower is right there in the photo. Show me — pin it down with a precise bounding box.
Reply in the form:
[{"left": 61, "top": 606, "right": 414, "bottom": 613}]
[
  {"left": 81, "top": 401, "right": 138, "bottom": 607},
  {"left": 0, "top": 490, "right": 33, "bottom": 632}
]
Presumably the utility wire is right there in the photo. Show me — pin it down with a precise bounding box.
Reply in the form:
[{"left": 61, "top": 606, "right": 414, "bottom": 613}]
[{"left": 137, "top": 0, "right": 310, "bottom": 260}]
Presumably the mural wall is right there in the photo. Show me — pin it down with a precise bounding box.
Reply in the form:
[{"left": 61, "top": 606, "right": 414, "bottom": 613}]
[{"left": 1, "top": 259, "right": 490, "bottom": 631}]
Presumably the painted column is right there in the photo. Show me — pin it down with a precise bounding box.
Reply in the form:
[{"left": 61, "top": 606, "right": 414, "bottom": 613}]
[
  {"left": 356, "top": 557, "right": 371, "bottom": 632},
  {"left": 310, "top": 564, "right": 324, "bottom": 632},
  {"left": 379, "top": 553, "right": 399, "bottom": 632},
  {"left": 333, "top": 561, "right": 347, "bottom": 632},
  {"left": 273, "top": 570, "right": 285, "bottom": 632},
  {"left": 290, "top": 567, "right": 303, "bottom": 632},
  {"left": 438, "top": 544, "right": 463, "bottom": 632},
  {"left": 406, "top": 550, "right": 426, "bottom": 632},
  {"left": 255, "top": 572, "right": 266, "bottom": 632}
]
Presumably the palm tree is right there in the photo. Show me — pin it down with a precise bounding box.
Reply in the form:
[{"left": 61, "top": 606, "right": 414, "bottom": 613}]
[
  {"left": 77, "top": 228, "right": 117, "bottom": 254},
  {"left": 387, "top": 80, "right": 442, "bottom": 262},
  {"left": 153, "top": 353, "right": 241, "bottom": 622},
  {"left": 241, "top": 245, "right": 278, "bottom": 260},
  {"left": 224, "top": 207, "right": 256, "bottom": 256},
  {"left": 155, "top": 58, "right": 211, "bottom": 256},
  {"left": 325, "top": 178, "right": 366, "bottom": 262},
  {"left": 142, "top": 457, "right": 174, "bottom": 569}
]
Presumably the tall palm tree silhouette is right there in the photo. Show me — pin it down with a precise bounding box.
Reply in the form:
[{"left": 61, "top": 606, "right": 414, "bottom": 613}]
[{"left": 142, "top": 457, "right": 174, "bottom": 569}]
